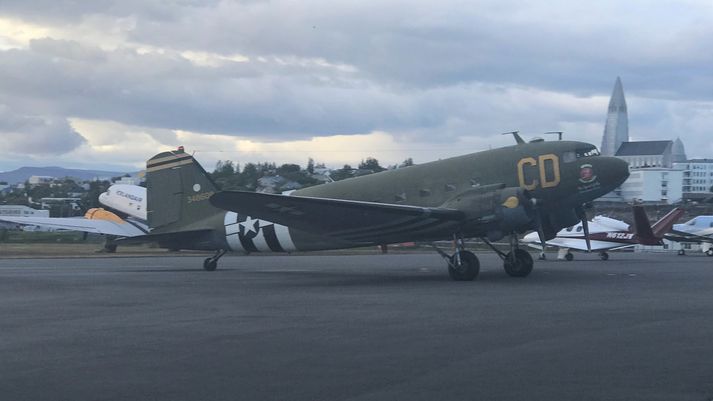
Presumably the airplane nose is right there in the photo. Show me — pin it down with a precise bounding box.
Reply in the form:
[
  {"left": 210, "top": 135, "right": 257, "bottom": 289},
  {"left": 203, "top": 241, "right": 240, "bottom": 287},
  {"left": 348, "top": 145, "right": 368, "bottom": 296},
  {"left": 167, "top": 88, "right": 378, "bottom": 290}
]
[{"left": 597, "top": 156, "right": 630, "bottom": 189}]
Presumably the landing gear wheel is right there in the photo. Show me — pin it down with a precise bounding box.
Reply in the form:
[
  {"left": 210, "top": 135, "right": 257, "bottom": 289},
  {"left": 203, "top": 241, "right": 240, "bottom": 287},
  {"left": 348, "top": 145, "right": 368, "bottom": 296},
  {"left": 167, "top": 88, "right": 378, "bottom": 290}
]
[
  {"left": 706, "top": 249, "right": 713, "bottom": 257},
  {"left": 203, "top": 258, "right": 218, "bottom": 271},
  {"left": 677, "top": 249, "right": 686, "bottom": 256},
  {"left": 448, "top": 250, "right": 480, "bottom": 281},
  {"left": 504, "top": 249, "right": 534, "bottom": 277},
  {"left": 599, "top": 252, "right": 609, "bottom": 261},
  {"left": 565, "top": 252, "right": 574, "bottom": 261},
  {"left": 538, "top": 252, "right": 546, "bottom": 260}
]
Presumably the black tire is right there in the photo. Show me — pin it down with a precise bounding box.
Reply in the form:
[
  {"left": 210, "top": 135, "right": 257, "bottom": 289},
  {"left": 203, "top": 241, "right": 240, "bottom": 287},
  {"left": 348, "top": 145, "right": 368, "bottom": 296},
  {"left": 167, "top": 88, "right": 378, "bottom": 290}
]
[
  {"left": 565, "top": 252, "right": 574, "bottom": 261},
  {"left": 677, "top": 249, "right": 685, "bottom": 256},
  {"left": 203, "top": 258, "right": 218, "bottom": 271},
  {"left": 538, "top": 252, "right": 546, "bottom": 260},
  {"left": 599, "top": 252, "right": 609, "bottom": 261},
  {"left": 504, "top": 249, "right": 534, "bottom": 277},
  {"left": 448, "top": 250, "right": 480, "bottom": 281},
  {"left": 706, "top": 249, "right": 713, "bottom": 257}
]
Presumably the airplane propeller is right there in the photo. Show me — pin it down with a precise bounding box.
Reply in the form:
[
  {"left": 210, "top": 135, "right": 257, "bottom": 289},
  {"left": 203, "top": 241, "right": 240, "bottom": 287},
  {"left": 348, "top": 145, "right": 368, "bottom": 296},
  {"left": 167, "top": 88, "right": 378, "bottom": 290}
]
[
  {"left": 529, "top": 198, "right": 548, "bottom": 258},
  {"left": 575, "top": 205, "right": 592, "bottom": 252}
]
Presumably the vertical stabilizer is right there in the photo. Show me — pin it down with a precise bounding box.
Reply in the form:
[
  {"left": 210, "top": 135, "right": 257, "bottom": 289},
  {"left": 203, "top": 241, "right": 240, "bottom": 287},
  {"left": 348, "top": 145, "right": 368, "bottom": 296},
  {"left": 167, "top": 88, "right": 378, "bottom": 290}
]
[
  {"left": 633, "top": 206, "right": 684, "bottom": 244},
  {"left": 651, "top": 207, "right": 685, "bottom": 238},
  {"left": 632, "top": 205, "right": 655, "bottom": 241},
  {"left": 146, "top": 148, "right": 220, "bottom": 233}
]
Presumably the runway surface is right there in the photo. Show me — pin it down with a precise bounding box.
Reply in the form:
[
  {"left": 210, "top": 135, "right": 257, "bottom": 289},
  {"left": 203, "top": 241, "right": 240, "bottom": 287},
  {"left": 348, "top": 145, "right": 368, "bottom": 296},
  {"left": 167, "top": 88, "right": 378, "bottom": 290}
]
[{"left": 1, "top": 252, "right": 712, "bottom": 401}]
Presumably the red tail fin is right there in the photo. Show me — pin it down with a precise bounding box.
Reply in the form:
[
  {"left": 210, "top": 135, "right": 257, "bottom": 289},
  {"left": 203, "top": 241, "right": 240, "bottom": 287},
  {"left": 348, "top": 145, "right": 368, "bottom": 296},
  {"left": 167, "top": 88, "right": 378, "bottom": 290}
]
[
  {"left": 632, "top": 206, "right": 655, "bottom": 242},
  {"left": 651, "top": 207, "right": 685, "bottom": 238},
  {"left": 633, "top": 206, "right": 684, "bottom": 244}
]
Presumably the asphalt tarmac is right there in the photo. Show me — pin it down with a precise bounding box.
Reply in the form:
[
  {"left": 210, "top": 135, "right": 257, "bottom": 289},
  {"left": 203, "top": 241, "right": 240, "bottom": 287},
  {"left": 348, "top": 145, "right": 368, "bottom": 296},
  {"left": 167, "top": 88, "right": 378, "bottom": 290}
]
[{"left": 1, "top": 252, "right": 712, "bottom": 401}]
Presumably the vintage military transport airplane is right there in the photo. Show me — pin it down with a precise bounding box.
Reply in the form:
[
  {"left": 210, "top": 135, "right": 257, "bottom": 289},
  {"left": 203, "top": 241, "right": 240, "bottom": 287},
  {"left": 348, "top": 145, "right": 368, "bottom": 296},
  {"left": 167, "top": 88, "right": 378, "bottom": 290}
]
[{"left": 139, "top": 133, "right": 629, "bottom": 280}]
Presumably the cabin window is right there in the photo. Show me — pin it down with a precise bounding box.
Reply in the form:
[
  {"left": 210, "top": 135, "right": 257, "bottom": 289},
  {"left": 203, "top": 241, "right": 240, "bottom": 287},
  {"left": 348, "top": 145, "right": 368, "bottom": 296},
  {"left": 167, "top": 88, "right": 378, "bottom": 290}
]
[{"left": 562, "top": 151, "right": 576, "bottom": 163}]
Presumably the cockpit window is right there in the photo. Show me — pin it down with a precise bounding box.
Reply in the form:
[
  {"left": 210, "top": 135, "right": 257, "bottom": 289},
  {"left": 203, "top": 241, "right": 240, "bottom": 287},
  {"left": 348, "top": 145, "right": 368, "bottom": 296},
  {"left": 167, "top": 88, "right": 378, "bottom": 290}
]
[{"left": 576, "top": 147, "right": 600, "bottom": 158}]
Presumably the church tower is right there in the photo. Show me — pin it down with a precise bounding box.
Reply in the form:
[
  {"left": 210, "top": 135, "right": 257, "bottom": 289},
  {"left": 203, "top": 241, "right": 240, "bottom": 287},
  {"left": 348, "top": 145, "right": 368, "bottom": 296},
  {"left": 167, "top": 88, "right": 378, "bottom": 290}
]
[{"left": 601, "top": 77, "right": 629, "bottom": 156}]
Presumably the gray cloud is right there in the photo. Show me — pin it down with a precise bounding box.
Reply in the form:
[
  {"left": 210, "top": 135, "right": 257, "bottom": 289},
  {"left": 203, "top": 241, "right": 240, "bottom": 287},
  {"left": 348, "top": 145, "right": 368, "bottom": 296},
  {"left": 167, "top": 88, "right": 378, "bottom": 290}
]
[
  {"left": 0, "top": 105, "right": 86, "bottom": 154},
  {"left": 1, "top": 0, "right": 712, "bottom": 164}
]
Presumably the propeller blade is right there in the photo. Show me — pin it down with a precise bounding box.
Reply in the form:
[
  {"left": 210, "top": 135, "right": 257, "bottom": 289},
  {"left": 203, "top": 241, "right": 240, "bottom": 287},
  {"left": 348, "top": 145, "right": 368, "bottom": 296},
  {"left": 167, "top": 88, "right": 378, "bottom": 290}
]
[
  {"left": 575, "top": 206, "right": 591, "bottom": 252},
  {"left": 531, "top": 198, "right": 547, "bottom": 257}
]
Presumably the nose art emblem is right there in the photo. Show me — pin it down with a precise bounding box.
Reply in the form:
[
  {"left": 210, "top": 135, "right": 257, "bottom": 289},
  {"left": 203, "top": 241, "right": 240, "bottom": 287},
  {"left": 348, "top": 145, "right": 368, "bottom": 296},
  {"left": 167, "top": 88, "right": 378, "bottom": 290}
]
[{"left": 579, "top": 164, "right": 596, "bottom": 183}]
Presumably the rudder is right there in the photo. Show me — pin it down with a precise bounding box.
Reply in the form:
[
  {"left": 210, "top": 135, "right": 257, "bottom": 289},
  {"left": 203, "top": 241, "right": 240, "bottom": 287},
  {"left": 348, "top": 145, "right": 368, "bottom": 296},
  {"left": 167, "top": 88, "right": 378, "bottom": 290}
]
[{"left": 146, "top": 147, "right": 221, "bottom": 233}]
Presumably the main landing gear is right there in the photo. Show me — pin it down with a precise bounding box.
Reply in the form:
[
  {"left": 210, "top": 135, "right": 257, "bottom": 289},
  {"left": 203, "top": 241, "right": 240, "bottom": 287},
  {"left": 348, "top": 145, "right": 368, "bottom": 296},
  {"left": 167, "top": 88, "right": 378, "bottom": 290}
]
[
  {"left": 203, "top": 249, "right": 227, "bottom": 271},
  {"left": 599, "top": 251, "right": 609, "bottom": 261},
  {"left": 482, "top": 234, "right": 534, "bottom": 277},
  {"left": 434, "top": 233, "right": 534, "bottom": 280},
  {"left": 433, "top": 234, "right": 480, "bottom": 281}
]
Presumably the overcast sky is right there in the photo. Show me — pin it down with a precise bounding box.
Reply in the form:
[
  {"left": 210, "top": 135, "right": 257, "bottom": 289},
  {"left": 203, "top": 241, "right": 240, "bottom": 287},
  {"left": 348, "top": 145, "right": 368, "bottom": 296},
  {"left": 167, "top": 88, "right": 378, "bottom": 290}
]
[{"left": 1, "top": 0, "right": 712, "bottom": 172}]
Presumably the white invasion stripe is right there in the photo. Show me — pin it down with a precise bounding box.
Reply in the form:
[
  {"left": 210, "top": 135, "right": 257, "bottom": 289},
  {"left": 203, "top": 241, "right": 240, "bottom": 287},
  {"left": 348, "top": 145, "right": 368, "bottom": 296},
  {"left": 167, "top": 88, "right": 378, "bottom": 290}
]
[
  {"left": 224, "top": 212, "right": 238, "bottom": 225},
  {"left": 226, "top": 233, "right": 244, "bottom": 252},
  {"left": 251, "top": 226, "right": 271, "bottom": 252},
  {"left": 223, "top": 212, "right": 243, "bottom": 252},
  {"left": 225, "top": 222, "right": 240, "bottom": 236},
  {"left": 274, "top": 224, "right": 296, "bottom": 251}
]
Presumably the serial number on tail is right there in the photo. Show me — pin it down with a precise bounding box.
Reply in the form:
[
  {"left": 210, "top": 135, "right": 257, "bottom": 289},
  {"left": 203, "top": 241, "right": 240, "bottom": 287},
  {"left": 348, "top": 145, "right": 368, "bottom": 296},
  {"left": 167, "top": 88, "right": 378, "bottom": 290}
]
[{"left": 187, "top": 191, "right": 215, "bottom": 203}]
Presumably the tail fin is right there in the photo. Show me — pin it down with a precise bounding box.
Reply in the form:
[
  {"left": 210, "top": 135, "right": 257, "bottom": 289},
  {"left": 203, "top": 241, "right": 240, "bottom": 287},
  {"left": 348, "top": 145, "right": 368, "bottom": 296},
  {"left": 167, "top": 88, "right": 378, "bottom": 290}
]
[
  {"left": 632, "top": 205, "right": 685, "bottom": 244},
  {"left": 632, "top": 205, "right": 655, "bottom": 242},
  {"left": 651, "top": 207, "right": 685, "bottom": 238},
  {"left": 146, "top": 148, "right": 221, "bottom": 233}
]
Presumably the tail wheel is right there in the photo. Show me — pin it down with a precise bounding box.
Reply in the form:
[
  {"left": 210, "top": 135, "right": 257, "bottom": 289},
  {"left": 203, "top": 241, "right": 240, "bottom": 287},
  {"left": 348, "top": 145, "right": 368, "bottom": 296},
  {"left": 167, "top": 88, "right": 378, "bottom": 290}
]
[
  {"left": 677, "top": 249, "right": 686, "bottom": 256},
  {"left": 448, "top": 251, "right": 480, "bottom": 281},
  {"left": 504, "top": 249, "right": 534, "bottom": 277},
  {"left": 599, "top": 252, "right": 609, "bottom": 261},
  {"left": 203, "top": 258, "right": 218, "bottom": 271},
  {"left": 565, "top": 252, "right": 574, "bottom": 261}
]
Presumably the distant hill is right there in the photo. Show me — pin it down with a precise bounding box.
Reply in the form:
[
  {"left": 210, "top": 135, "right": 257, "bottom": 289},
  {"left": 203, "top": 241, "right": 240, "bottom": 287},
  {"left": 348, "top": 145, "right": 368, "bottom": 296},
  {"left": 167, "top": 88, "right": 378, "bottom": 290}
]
[{"left": 0, "top": 166, "right": 129, "bottom": 184}]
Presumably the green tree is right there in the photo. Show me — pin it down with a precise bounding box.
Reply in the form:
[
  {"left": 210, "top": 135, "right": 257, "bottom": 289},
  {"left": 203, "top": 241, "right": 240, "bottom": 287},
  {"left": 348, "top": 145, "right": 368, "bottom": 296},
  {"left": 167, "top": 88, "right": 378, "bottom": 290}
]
[
  {"left": 358, "top": 157, "right": 385, "bottom": 173},
  {"left": 330, "top": 164, "right": 354, "bottom": 181}
]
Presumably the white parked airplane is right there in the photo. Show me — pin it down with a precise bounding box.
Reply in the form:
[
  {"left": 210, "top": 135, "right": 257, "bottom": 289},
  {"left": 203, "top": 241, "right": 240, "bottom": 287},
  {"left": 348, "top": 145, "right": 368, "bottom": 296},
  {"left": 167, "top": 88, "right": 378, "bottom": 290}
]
[
  {"left": 522, "top": 206, "right": 684, "bottom": 261},
  {"left": 0, "top": 184, "right": 147, "bottom": 238},
  {"left": 665, "top": 215, "right": 713, "bottom": 256}
]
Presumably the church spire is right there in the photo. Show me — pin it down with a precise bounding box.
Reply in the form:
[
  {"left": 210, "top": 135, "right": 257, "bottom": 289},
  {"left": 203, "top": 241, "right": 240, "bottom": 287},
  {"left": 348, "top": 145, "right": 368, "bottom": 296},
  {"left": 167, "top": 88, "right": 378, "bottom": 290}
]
[{"left": 601, "top": 77, "right": 630, "bottom": 156}]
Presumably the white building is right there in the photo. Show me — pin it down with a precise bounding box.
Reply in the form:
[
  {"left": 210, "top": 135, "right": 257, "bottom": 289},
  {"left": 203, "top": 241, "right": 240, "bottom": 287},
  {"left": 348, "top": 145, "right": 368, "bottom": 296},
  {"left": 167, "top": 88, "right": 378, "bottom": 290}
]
[
  {"left": 618, "top": 168, "right": 683, "bottom": 204},
  {"left": 28, "top": 175, "right": 54, "bottom": 185},
  {"left": 673, "top": 159, "right": 713, "bottom": 194},
  {"left": 0, "top": 205, "right": 50, "bottom": 217}
]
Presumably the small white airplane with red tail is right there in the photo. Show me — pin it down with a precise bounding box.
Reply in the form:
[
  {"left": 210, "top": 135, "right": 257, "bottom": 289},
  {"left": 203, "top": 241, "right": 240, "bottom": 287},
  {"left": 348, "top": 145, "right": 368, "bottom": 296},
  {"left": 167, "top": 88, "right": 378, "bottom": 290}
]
[{"left": 522, "top": 206, "right": 684, "bottom": 261}]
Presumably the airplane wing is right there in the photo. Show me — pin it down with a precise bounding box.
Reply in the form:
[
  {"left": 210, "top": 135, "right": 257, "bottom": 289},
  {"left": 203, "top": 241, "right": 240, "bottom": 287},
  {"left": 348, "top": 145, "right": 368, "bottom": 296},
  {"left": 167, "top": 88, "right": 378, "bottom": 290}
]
[
  {"left": 535, "top": 237, "right": 633, "bottom": 252},
  {"left": 665, "top": 230, "right": 713, "bottom": 244},
  {"left": 210, "top": 191, "right": 465, "bottom": 243},
  {"left": 0, "top": 216, "right": 147, "bottom": 237}
]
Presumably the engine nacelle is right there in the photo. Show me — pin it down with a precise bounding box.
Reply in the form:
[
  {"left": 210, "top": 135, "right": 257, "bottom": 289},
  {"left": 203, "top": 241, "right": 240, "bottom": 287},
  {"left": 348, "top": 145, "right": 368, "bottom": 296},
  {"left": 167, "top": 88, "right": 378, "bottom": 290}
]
[
  {"left": 85, "top": 208, "right": 125, "bottom": 223},
  {"left": 494, "top": 187, "right": 536, "bottom": 234},
  {"left": 443, "top": 186, "right": 536, "bottom": 241}
]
